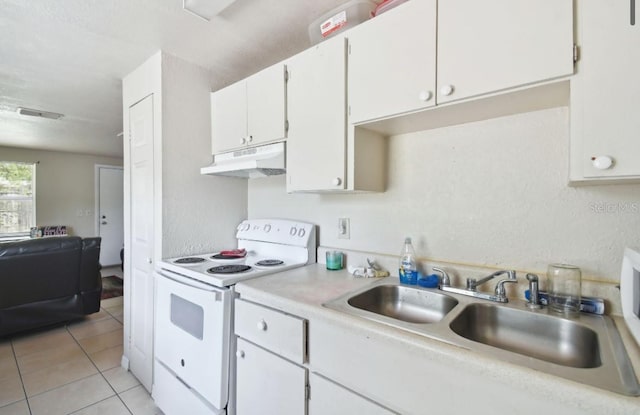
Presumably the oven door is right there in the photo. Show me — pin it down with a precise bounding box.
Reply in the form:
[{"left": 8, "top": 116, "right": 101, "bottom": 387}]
[{"left": 154, "top": 271, "right": 232, "bottom": 410}]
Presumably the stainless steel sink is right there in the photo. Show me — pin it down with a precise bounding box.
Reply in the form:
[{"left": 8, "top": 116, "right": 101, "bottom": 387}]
[
  {"left": 323, "top": 278, "right": 640, "bottom": 396},
  {"left": 347, "top": 284, "right": 458, "bottom": 324},
  {"left": 449, "top": 303, "right": 601, "bottom": 368}
]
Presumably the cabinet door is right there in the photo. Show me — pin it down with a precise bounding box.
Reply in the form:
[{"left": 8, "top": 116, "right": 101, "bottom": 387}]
[
  {"left": 348, "top": 0, "right": 437, "bottom": 124},
  {"left": 437, "top": 0, "right": 574, "bottom": 104},
  {"left": 309, "top": 373, "right": 394, "bottom": 415},
  {"left": 247, "top": 63, "right": 287, "bottom": 146},
  {"left": 573, "top": 0, "right": 640, "bottom": 179},
  {"left": 211, "top": 79, "right": 247, "bottom": 154},
  {"left": 236, "top": 338, "right": 307, "bottom": 415},
  {"left": 287, "top": 36, "right": 347, "bottom": 192}
]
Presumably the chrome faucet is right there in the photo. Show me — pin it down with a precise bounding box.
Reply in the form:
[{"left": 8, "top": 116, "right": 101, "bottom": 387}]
[
  {"left": 438, "top": 268, "right": 518, "bottom": 303},
  {"left": 433, "top": 267, "right": 450, "bottom": 287}
]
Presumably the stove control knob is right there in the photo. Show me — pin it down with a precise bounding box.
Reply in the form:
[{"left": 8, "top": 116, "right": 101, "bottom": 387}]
[
  {"left": 297, "top": 228, "right": 306, "bottom": 238},
  {"left": 236, "top": 350, "right": 245, "bottom": 359},
  {"left": 264, "top": 224, "right": 271, "bottom": 233},
  {"left": 244, "top": 224, "right": 250, "bottom": 231},
  {"left": 290, "top": 226, "right": 297, "bottom": 236},
  {"left": 257, "top": 320, "right": 268, "bottom": 331}
]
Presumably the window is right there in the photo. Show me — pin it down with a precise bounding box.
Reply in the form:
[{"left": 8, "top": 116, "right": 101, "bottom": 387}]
[{"left": 0, "top": 161, "right": 36, "bottom": 236}]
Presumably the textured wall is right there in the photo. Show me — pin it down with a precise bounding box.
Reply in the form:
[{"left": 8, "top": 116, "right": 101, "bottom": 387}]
[
  {"left": 0, "top": 145, "right": 123, "bottom": 237},
  {"left": 248, "top": 107, "right": 640, "bottom": 282},
  {"left": 160, "top": 53, "right": 247, "bottom": 258}
]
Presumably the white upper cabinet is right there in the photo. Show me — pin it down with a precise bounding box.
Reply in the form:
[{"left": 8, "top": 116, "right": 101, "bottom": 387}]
[
  {"left": 211, "top": 63, "right": 287, "bottom": 154},
  {"left": 286, "top": 36, "right": 348, "bottom": 192},
  {"left": 211, "top": 79, "right": 247, "bottom": 154},
  {"left": 347, "top": 0, "right": 437, "bottom": 124},
  {"left": 570, "top": 0, "right": 640, "bottom": 182},
  {"left": 437, "top": 0, "right": 574, "bottom": 104},
  {"left": 247, "top": 64, "right": 288, "bottom": 147}
]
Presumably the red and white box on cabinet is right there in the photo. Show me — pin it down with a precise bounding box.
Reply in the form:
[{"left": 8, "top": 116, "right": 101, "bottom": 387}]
[{"left": 308, "top": 0, "right": 376, "bottom": 45}]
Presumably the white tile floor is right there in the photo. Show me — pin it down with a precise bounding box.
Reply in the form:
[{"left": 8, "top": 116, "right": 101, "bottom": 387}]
[{"left": 0, "top": 277, "right": 163, "bottom": 415}]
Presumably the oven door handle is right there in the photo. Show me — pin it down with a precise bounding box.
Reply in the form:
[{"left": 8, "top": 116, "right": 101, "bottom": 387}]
[{"left": 156, "top": 271, "right": 226, "bottom": 301}]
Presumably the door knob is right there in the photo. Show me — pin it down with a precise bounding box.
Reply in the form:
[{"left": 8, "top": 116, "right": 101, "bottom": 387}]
[
  {"left": 440, "top": 84, "right": 454, "bottom": 96},
  {"left": 591, "top": 156, "right": 614, "bottom": 170},
  {"left": 257, "top": 320, "right": 268, "bottom": 331},
  {"left": 418, "top": 90, "right": 432, "bottom": 102}
]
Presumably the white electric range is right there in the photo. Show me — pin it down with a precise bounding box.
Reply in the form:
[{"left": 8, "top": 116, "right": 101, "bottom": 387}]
[{"left": 153, "top": 219, "right": 316, "bottom": 415}]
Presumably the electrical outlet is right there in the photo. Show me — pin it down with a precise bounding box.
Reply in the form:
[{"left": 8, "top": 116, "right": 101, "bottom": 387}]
[{"left": 338, "top": 218, "right": 350, "bottom": 239}]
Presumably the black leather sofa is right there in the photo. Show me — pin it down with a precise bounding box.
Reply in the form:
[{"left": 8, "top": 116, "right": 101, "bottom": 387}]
[{"left": 0, "top": 236, "right": 102, "bottom": 337}]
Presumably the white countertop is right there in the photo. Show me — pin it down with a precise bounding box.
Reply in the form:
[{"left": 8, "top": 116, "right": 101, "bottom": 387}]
[{"left": 235, "top": 264, "right": 640, "bottom": 414}]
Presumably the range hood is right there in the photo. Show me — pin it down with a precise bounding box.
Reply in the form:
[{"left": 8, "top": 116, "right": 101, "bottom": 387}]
[{"left": 200, "top": 142, "right": 286, "bottom": 179}]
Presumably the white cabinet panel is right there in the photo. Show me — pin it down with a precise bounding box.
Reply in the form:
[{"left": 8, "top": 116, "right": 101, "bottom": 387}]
[
  {"left": 571, "top": 0, "right": 640, "bottom": 181},
  {"left": 235, "top": 338, "right": 307, "bottom": 415},
  {"left": 437, "top": 0, "right": 574, "bottom": 104},
  {"left": 211, "top": 80, "right": 247, "bottom": 154},
  {"left": 348, "top": 0, "right": 437, "bottom": 124},
  {"left": 309, "top": 373, "right": 394, "bottom": 415},
  {"left": 287, "top": 36, "right": 347, "bottom": 192},
  {"left": 247, "top": 64, "right": 287, "bottom": 146},
  {"left": 211, "top": 63, "right": 287, "bottom": 154},
  {"left": 234, "top": 299, "right": 306, "bottom": 364}
]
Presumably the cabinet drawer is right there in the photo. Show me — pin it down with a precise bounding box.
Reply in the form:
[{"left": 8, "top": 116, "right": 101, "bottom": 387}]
[{"left": 234, "top": 299, "right": 306, "bottom": 363}]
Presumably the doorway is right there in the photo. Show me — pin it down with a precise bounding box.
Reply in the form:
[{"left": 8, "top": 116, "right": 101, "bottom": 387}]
[{"left": 95, "top": 165, "right": 124, "bottom": 266}]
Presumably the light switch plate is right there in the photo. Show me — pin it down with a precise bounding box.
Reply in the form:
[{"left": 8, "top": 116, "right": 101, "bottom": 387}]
[{"left": 338, "top": 218, "right": 350, "bottom": 239}]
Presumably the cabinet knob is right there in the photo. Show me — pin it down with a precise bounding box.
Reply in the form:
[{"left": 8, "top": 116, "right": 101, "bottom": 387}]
[
  {"left": 440, "top": 84, "right": 454, "bottom": 96},
  {"left": 418, "top": 90, "right": 432, "bottom": 102},
  {"left": 591, "top": 156, "right": 614, "bottom": 170},
  {"left": 147, "top": 257, "right": 152, "bottom": 264},
  {"left": 248, "top": 135, "right": 253, "bottom": 143},
  {"left": 236, "top": 350, "right": 245, "bottom": 359},
  {"left": 332, "top": 177, "right": 342, "bottom": 186},
  {"left": 241, "top": 137, "right": 247, "bottom": 145},
  {"left": 257, "top": 319, "right": 267, "bottom": 331}
]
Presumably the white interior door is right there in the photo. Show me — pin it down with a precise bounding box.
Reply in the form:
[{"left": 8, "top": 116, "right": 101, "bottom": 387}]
[
  {"left": 128, "top": 94, "right": 155, "bottom": 392},
  {"left": 97, "top": 166, "right": 124, "bottom": 266}
]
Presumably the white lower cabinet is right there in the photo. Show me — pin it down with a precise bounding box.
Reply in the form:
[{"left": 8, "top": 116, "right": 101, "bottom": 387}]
[
  {"left": 234, "top": 299, "right": 308, "bottom": 415},
  {"left": 235, "top": 338, "right": 307, "bottom": 415},
  {"left": 308, "top": 373, "right": 394, "bottom": 415}
]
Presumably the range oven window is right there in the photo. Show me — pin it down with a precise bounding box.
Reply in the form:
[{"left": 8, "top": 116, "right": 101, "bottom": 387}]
[{"left": 170, "top": 294, "right": 204, "bottom": 340}]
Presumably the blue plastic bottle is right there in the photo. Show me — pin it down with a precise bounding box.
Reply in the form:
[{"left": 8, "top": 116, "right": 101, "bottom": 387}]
[{"left": 399, "top": 237, "right": 418, "bottom": 285}]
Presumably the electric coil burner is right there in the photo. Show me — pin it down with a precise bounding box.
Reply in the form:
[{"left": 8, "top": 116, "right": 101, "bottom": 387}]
[
  {"left": 173, "top": 257, "right": 206, "bottom": 264},
  {"left": 210, "top": 253, "right": 244, "bottom": 260},
  {"left": 207, "top": 265, "right": 252, "bottom": 274},
  {"left": 255, "top": 259, "right": 284, "bottom": 267}
]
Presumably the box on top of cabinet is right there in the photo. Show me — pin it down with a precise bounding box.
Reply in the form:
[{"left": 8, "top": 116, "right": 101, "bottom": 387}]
[{"left": 309, "top": 0, "right": 376, "bottom": 45}]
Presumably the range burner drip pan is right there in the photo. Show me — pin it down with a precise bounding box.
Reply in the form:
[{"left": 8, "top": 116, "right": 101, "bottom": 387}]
[
  {"left": 207, "top": 265, "right": 252, "bottom": 274},
  {"left": 255, "top": 259, "right": 284, "bottom": 267},
  {"left": 174, "top": 257, "right": 206, "bottom": 264}
]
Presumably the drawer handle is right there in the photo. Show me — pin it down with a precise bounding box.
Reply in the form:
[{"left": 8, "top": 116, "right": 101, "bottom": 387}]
[{"left": 257, "top": 319, "right": 268, "bottom": 331}]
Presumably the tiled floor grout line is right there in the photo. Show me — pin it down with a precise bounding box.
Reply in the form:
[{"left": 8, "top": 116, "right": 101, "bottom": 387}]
[
  {"left": 9, "top": 339, "right": 33, "bottom": 415},
  {"left": 2, "top": 297, "right": 132, "bottom": 415},
  {"left": 64, "top": 313, "right": 135, "bottom": 415}
]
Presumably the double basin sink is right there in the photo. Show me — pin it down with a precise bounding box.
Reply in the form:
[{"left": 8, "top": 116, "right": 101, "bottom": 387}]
[{"left": 324, "top": 279, "right": 640, "bottom": 396}]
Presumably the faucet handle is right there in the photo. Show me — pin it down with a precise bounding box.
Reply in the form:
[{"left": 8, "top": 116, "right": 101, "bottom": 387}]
[
  {"left": 432, "top": 267, "right": 450, "bottom": 287},
  {"left": 495, "top": 274, "right": 518, "bottom": 298}
]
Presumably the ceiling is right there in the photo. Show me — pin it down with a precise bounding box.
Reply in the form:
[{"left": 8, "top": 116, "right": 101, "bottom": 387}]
[{"left": 0, "top": 0, "right": 356, "bottom": 158}]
